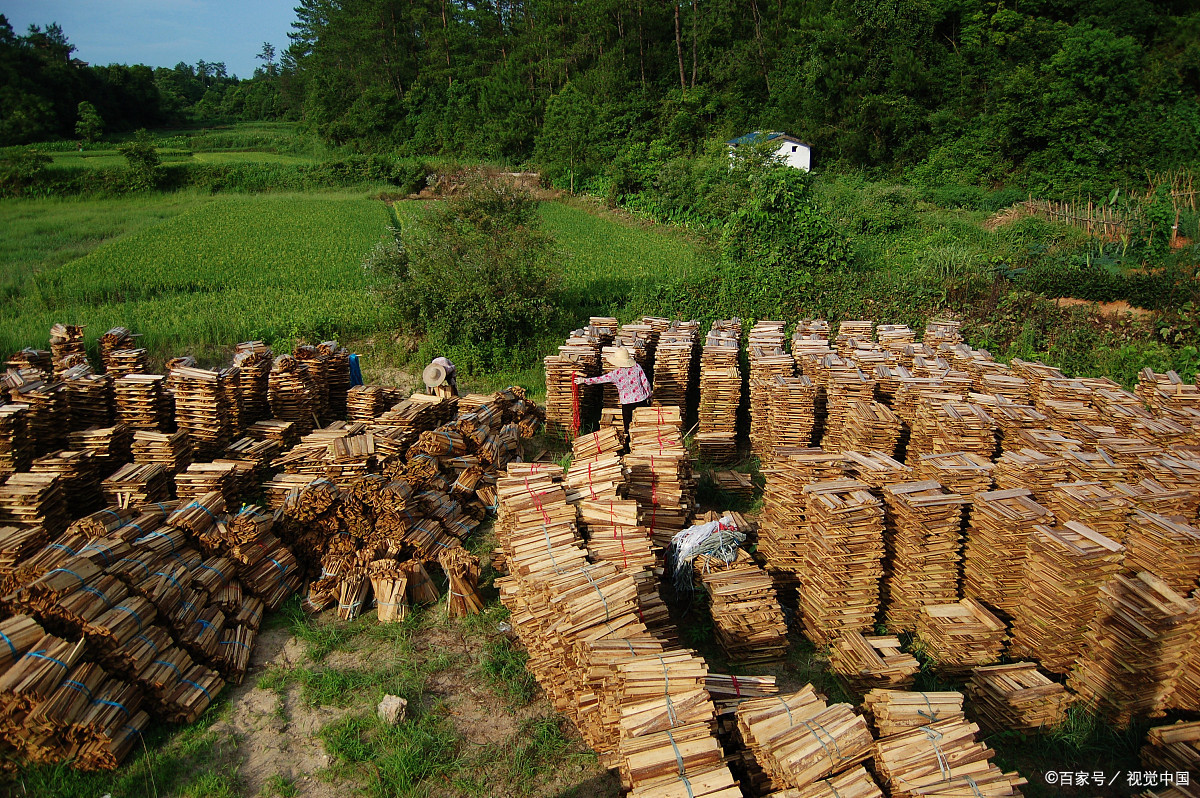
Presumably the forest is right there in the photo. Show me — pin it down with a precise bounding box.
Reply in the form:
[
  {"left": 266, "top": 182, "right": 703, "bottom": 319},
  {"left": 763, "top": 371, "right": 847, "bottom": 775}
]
[{"left": 4, "top": 2, "right": 1199, "bottom": 198}]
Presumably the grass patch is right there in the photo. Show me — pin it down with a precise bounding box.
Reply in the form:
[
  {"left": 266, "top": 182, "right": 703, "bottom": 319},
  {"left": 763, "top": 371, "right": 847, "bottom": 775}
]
[
  {"left": 319, "top": 711, "right": 461, "bottom": 797},
  {"left": 261, "top": 773, "right": 300, "bottom": 797},
  {"left": 480, "top": 636, "right": 538, "bottom": 706},
  {"left": 505, "top": 716, "right": 587, "bottom": 785}
]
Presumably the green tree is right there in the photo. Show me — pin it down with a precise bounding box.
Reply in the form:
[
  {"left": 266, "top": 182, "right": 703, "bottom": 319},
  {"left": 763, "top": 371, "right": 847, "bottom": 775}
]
[
  {"left": 370, "top": 178, "right": 564, "bottom": 370},
  {"left": 116, "top": 129, "right": 161, "bottom": 190},
  {"left": 74, "top": 100, "right": 103, "bottom": 142},
  {"left": 534, "top": 83, "right": 595, "bottom": 192},
  {"left": 0, "top": 148, "right": 51, "bottom": 196}
]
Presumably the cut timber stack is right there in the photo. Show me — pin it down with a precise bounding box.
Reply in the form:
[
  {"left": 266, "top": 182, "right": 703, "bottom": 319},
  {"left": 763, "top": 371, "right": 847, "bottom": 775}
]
[
  {"left": 1123, "top": 510, "right": 1200, "bottom": 595},
  {"left": 543, "top": 335, "right": 600, "bottom": 434},
  {"left": 861, "top": 689, "right": 965, "bottom": 737},
  {"left": 694, "top": 548, "right": 788, "bottom": 665},
  {"left": 232, "top": 342, "right": 273, "bottom": 425},
  {"left": 748, "top": 321, "right": 793, "bottom": 460},
  {"left": 829, "top": 633, "right": 919, "bottom": 694},
  {"left": 842, "top": 451, "right": 913, "bottom": 489},
  {"left": 912, "top": 452, "right": 994, "bottom": 496},
  {"left": 843, "top": 401, "right": 902, "bottom": 457},
  {"left": 62, "top": 367, "right": 112, "bottom": 430},
  {"left": 1171, "top": 588, "right": 1200, "bottom": 713},
  {"left": 133, "top": 430, "right": 194, "bottom": 475},
  {"left": 113, "top": 374, "right": 170, "bottom": 432},
  {"left": 799, "top": 480, "right": 885, "bottom": 646},
  {"left": 915, "top": 598, "right": 1006, "bottom": 674},
  {"left": 736, "top": 685, "right": 874, "bottom": 792},
  {"left": 626, "top": 406, "right": 694, "bottom": 548},
  {"left": 98, "top": 327, "right": 134, "bottom": 369},
  {"left": 170, "top": 366, "right": 237, "bottom": 459},
  {"left": 30, "top": 450, "right": 102, "bottom": 515},
  {"left": 992, "top": 449, "right": 1066, "bottom": 496},
  {"left": 964, "top": 662, "right": 1070, "bottom": 733},
  {"left": 1008, "top": 521, "right": 1124, "bottom": 674},
  {"left": 49, "top": 324, "right": 86, "bottom": 368},
  {"left": 0, "top": 405, "right": 32, "bottom": 475},
  {"left": 101, "top": 463, "right": 171, "bottom": 507},
  {"left": 105, "top": 348, "right": 148, "bottom": 379},
  {"left": 821, "top": 366, "right": 875, "bottom": 453},
  {"left": 758, "top": 450, "right": 847, "bottom": 591},
  {"left": 962, "top": 489, "right": 1054, "bottom": 617},
  {"left": 1067, "top": 571, "right": 1200, "bottom": 726},
  {"left": 697, "top": 320, "right": 741, "bottom": 464},
  {"left": 0, "top": 472, "right": 68, "bottom": 535},
  {"left": 1140, "top": 721, "right": 1200, "bottom": 789},
  {"left": 767, "top": 376, "right": 817, "bottom": 452},
  {"left": 881, "top": 481, "right": 968, "bottom": 633},
  {"left": 652, "top": 324, "right": 698, "bottom": 411},
  {"left": 268, "top": 355, "right": 318, "bottom": 434},
  {"left": 760, "top": 766, "right": 883, "bottom": 798},
  {"left": 872, "top": 716, "right": 1027, "bottom": 798}
]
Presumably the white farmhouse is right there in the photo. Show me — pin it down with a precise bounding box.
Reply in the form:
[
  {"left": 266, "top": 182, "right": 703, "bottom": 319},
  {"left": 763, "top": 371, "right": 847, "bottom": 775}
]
[{"left": 727, "top": 131, "right": 812, "bottom": 171}]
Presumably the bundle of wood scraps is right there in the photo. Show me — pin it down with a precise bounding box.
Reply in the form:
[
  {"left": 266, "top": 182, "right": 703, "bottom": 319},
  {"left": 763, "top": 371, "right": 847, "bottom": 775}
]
[
  {"left": 829, "top": 633, "right": 920, "bottom": 695},
  {"left": 964, "top": 662, "right": 1070, "bottom": 733},
  {"left": 861, "top": 689, "right": 965, "bottom": 737}
]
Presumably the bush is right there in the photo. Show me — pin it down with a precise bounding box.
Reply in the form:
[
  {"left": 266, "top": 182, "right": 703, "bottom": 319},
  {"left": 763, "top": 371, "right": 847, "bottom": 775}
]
[
  {"left": 369, "top": 178, "right": 565, "bottom": 370},
  {"left": 116, "top": 129, "right": 161, "bottom": 191},
  {"left": 0, "top": 148, "right": 51, "bottom": 196}
]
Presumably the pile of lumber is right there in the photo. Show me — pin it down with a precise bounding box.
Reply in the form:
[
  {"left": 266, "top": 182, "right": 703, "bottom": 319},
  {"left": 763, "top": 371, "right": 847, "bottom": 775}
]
[
  {"left": 843, "top": 401, "right": 902, "bottom": 457},
  {"left": 268, "top": 355, "right": 318, "bottom": 434},
  {"left": 61, "top": 367, "right": 112, "bottom": 430},
  {"left": 829, "top": 633, "right": 920, "bottom": 694},
  {"left": 49, "top": 324, "right": 86, "bottom": 368},
  {"left": 626, "top": 407, "right": 694, "bottom": 548},
  {"left": 347, "top": 385, "right": 401, "bottom": 421},
  {"left": 105, "top": 348, "right": 148, "bottom": 379},
  {"left": 0, "top": 405, "right": 32, "bottom": 475},
  {"left": 543, "top": 335, "right": 600, "bottom": 434},
  {"left": 1123, "top": 510, "right": 1200, "bottom": 595},
  {"left": 101, "top": 463, "right": 172, "bottom": 507},
  {"left": 707, "top": 470, "right": 754, "bottom": 501},
  {"left": 232, "top": 342, "right": 273, "bottom": 425},
  {"left": 1140, "top": 721, "right": 1200, "bottom": 788},
  {"left": 113, "top": 374, "right": 171, "bottom": 432},
  {"left": 652, "top": 324, "right": 699, "bottom": 410},
  {"left": 964, "top": 662, "right": 1070, "bottom": 733},
  {"left": 170, "top": 366, "right": 237, "bottom": 459},
  {"left": 9, "top": 379, "right": 68, "bottom": 456},
  {"left": 748, "top": 321, "right": 793, "bottom": 459},
  {"left": 1008, "top": 521, "right": 1124, "bottom": 674},
  {"left": 132, "top": 430, "right": 194, "bottom": 474},
  {"left": 992, "top": 449, "right": 1066, "bottom": 496},
  {"left": 915, "top": 598, "right": 1006, "bottom": 674},
  {"left": 1067, "top": 572, "right": 1200, "bottom": 725},
  {"left": 767, "top": 376, "right": 818, "bottom": 453},
  {"left": 69, "top": 424, "right": 132, "bottom": 475},
  {"left": 881, "top": 481, "right": 968, "bottom": 633},
  {"left": 842, "top": 451, "right": 913, "bottom": 489},
  {"left": 736, "top": 685, "right": 874, "bottom": 792},
  {"left": 962, "top": 489, "right": 1054, "bottom": 617},
  {"left": 872, "top": 715, "right": 1026, "bottom": 798},
  {"left": 910, "top": 400, "right": 996, "bottom": 459},
  {"left": 799, "top": 480, "right": 885, "bottom": 646},
  {"left": 861, "top": 689, "right": 965, "bottom": 737},
  {"left": 821, "top": 366, "right": 876, "bottom": 453},
  {"left": 697, "top": 320, "right": 741, "bottom": 464},
  {"left": 30, "top": 449, "right": 102, "bottom": 515},
  {"left": 98, "top": 327, "right": 135, "bottom": 367},
  {"left": 694, "top": 548, "right": 787, "bottom": 665},
  {"left": 0, "top": 472, "right": 68, "bottom": 535},
  {"left": 912, "top": 452, "right": 994, "bottom": 495},
  {"left": 758, "top": 450, "right": 847, "bottom": 590}
]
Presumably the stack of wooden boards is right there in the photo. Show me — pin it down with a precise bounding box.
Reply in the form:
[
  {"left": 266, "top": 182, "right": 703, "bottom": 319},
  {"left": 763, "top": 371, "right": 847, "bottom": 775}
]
[
  {"left": 693, "top": 547, "right": 788, "bottom": 666},
  {"left": 0, "top": 322, "right": 552, "bottom": 772},
  {"left": 964, "top": 662, "right": 1070, "bottom": 733},
  {"left": 697, "top": 319, "right": 742, "bottom": 464}
]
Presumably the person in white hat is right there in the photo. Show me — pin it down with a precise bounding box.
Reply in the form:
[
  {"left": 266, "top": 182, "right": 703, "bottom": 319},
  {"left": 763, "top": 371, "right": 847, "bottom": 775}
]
[
  {"left": 423, "top": 356, "right": 458, "bottom": 396},
  {"left": 575, "top": 346, "right": 652, "bottom": 442}
]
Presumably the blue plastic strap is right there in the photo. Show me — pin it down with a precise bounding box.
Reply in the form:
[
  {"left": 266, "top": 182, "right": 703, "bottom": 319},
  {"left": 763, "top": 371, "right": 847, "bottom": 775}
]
[
  {"left": 120, "top": 556, "right": 153, "bottom": 580},
  {"left": 123, "top": 722, "right": 144, "bottom": 736},
  {"left": 152, "top": 659, "right": 182, "bottom": 678},
  {"left": 80, "top": 585, "right": 114, "bottom": 609},
  {"left": 63, "top": 679, "right": 95, "bottom": 701},
  {"left": 48, "top": 567, "right": 88, "bottom": 587},
  {"left": 218, "top": 639, "right": 249, "bottom": 650},
  {"left": 194, "top": 619, "right": 212, "bottom": 631},
  {"left": 140, "top": 530, "right": 177, "bottom": 553},
  {"left": 180, "top": 678, "right": 213, "bottom": 702},
  {"left": 93, "top": 698, "right": 131, "bottom": 718},
  {"left": 268, "top": 558, "right": 290, "bottom": 588},
  {"left": 81, "top": 542, "right": 116, "bottom": 564},
  {"left": 102, "top": 509, "right": 123, "bottom": 523},
  {"left": 114, "top": 605, "right": 145, "bottom": 632},
  {"left": 134, "top": 633, "right": 159, "bottom": 654},
  {"left": 27, "top": 650, "right": 70, "bottom": 670},
  {"left": 0, "top": 630, "right": 17, "bottom": 661},
  {"left": 186, "top": 501, "right": 220, "bottom": 523},
  {"left": 152, "top": 571, "right": 184, "bottom": 595},
  {"left": 123, "top": 521, "right": 146, "bottom": 538},
  {"left": 46, "top": 542, "right": 79, "bottom": 555}
]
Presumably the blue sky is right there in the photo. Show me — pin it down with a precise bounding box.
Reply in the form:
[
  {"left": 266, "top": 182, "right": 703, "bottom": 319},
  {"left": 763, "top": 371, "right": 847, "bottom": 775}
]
[{"left": 2, "top": 0, "right": 298, "bottom": 78}]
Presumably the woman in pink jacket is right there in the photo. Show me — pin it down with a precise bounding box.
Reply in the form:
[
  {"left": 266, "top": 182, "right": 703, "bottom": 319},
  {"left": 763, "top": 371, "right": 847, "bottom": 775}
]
[{"left": 574, "top": 346, "right": 652, "bottom": 443}]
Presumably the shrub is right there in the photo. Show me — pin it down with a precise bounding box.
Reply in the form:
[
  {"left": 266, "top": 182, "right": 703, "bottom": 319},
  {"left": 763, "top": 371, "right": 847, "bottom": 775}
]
[
  {"left": 370, "top": 178, "right": 565, "bottom": 370},
  {"left": 117, "top": 129, "right": 161, "bottom": 191},
  {"left": 0, "top": 148, "right": 51, "bottom": 196}
]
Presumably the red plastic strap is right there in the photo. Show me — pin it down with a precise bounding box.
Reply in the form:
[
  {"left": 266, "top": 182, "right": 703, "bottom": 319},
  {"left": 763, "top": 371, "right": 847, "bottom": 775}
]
[
  {"left": 569, "top": 371, "right": 581, "bottom": 441},
  {"left": 731, "top": 674, "right": 742, "bottom": 697},
  {"left": 593, "top": 430, "right": 603, "bottom": 454},
  {"left": 525, "top": 475, "right": 551, "bottom": 525},
  {"left": 610, "top": 501, "right": 628, "bottom": 568},
  {"left": 588, "top": 461, "right": 596, "bottom": 500}
]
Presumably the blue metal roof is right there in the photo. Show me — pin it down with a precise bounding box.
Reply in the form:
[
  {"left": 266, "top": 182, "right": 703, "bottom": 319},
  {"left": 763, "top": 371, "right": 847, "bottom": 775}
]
[{"left": 727, "top": 130, "right": 788, "bottom": 146}]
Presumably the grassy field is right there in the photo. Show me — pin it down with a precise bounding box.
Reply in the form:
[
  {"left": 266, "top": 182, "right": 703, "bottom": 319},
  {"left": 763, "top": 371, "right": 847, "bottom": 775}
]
[{"left": 0, "top": 191, "right": 716, "bottom": 397}]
